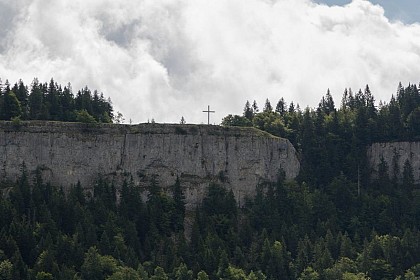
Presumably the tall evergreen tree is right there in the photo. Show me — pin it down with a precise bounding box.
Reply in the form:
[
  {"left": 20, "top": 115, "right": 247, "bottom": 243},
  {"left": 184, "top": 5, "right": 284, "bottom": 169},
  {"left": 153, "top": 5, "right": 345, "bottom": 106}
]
[
  {"left": 243, "top": 101, "right": 254, "bottom": 120},
  {"left": 252, "top": 100, "right": 259, "bottom": 114},
  {"left": 263, "top": 99, "right": 273, "bottom": 113},
  {"left": 276, "top": 98, "right": 287, "bottom": 116},
  {"left": 172, "top": 177, "right": 185, "bottom": 232}
]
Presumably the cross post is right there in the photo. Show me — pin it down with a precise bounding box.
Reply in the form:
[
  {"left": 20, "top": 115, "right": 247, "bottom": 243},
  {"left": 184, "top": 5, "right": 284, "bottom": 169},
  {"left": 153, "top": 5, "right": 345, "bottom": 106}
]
[{"left": 202, "top": 105, "right": 215, "bottom": 125}]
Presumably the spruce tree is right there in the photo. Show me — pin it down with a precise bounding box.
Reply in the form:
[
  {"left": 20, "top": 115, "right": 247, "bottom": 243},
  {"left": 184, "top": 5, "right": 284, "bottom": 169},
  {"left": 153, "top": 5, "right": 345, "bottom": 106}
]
[
  {"left": 263, "top": 98, "right": 273, "bottom": 112},
  {"left": 276, "top": 97, "right": 286, "bottom": 116},
  {"left": 243, "top": 100, "right": 253, "bottom": 120}
]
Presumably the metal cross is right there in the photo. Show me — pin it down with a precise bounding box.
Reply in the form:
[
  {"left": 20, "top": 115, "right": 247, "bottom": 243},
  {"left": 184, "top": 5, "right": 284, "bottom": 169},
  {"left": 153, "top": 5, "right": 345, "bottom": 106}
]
[{"left": 202, "top": 105, "right": 215, "bottom": 125}]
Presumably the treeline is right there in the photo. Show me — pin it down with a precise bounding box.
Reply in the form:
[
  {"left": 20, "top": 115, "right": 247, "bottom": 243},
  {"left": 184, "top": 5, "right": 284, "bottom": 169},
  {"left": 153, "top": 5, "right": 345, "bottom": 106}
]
[
  {"left": 0, "top": 168, "right": 419, "bottom": 279},
  {"left": 0, "top": 80, "right": 419, "bottom": 279},
  {"left": 0, "top": 78, "right": 114, "bottom": 123},
  {"left": 222, "top": 83, "right": 420, "bottom": 187}
]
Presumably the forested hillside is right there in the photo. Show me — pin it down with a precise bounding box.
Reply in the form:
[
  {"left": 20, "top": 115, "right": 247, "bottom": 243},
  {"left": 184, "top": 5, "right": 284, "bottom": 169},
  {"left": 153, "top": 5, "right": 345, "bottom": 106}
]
[
  {"left": 0, "top": 81, "right": 419, "bottom": 280},
  {"left": 0, "top": 78, "right": 114, "bottom": 123},
  {"left": 222, "top": 83, "right": 420, "bottom": 187}
]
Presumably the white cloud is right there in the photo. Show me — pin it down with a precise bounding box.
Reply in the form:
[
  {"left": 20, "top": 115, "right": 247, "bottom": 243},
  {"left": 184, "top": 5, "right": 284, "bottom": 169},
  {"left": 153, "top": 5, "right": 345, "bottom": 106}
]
[{"left": 1, "top": 0, "right": 420, "bottom": 124}]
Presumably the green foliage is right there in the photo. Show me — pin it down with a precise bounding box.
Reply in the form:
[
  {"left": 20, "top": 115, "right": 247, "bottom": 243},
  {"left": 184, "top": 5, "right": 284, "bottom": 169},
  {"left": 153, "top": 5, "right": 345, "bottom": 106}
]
[
  {"left": 223, "top": 83, "right": 420, "bottom": 186},
  {"left": 76, "top": 109, "right": 97, "bottom": 123},
  {"left": 244, "top": 101, "right": 254, "bottom": 120},
  {"left": 1, "top": 81, "right": 420, "bottom": 279},
  {"left": 35, "top": 271, "right": 54, "bottom": 280},
  {"left": 0, "top": 77, "right": 114, "bottom": 123},
  {"left": 151, "top": 266, "right": 168, "bottom": 280},
  {"left": 197, "top": 271, "right": 210, "bottom": 280},
  {"left": 342, "top": 272, "right": 370, "bottom": 280},
  {"left": 2, "top": 91, "right": 22, "bottom": 120},
  {"left": 252, "top": 111, "right": 289, "bottom": 138},
  {"left": 299, "top": 267, "right": 320, "bottom": 280},
  {"left": 106, "top": 267, "right": 141, "bottom": 280},
  {"left": 172, "top": 177, "right": 186, "bottom": 232},
  {"left": 81, "top": 247, "right": 118, "bottom": 280},
  {"left": 222, "top": 114, "right": 252, "bottom": 127},
  {"left": 0, "top": 169, "right": 419, "bottom": 280},
  {"left": 224, "top": 265, "right": 248, "bottom": 279},
  {"left": 0, "top": 260, "right": 13, "bottom": 280},
  {"left": 406, "top": 106, "right": 420, "bottom": 139},
  {"left": 11, "top": 116, "right": 21, "bottom": 127},
  {"left": 174, "top": 263, "right": 193, "bottom": 280}
]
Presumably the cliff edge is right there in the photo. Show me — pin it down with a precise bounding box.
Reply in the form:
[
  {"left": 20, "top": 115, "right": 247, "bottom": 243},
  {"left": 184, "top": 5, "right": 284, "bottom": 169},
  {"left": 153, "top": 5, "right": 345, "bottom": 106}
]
[{"left": 0, "top": 121, "right": 300, "bottom": 207}]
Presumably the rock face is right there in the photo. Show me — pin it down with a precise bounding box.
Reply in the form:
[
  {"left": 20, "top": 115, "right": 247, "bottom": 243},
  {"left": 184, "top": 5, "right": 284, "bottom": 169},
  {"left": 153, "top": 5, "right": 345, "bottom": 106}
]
[
  {"left": 368, "top": 142, "right": 420, "bottom": 184},
  {"left": 0, "top": 121, "right": 300, "bottom": 207}
]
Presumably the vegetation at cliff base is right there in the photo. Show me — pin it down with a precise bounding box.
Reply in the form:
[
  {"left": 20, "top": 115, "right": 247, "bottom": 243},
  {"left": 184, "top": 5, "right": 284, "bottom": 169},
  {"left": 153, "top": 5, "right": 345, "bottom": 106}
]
[{"left": 0, "top": 167, "right": 419, "bottom": 279}]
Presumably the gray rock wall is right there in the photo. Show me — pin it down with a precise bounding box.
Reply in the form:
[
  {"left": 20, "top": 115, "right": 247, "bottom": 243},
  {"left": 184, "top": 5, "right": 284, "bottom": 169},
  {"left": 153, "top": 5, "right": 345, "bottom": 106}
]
[
  {"left": 0, "top": 121, "right": 300, "bottom": 207},
  {"left": 367, "top": 141, "right": 420, "bottom": 184}
]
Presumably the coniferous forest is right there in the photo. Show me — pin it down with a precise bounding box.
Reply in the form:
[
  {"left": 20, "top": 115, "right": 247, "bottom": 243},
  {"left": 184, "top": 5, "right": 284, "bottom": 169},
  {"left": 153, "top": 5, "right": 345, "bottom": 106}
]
[
  {"left": 0, "top": 78, "right": 114, "bottom": 123},
  {"left": 0, "top": 79, "right": 420, "bottom": 279}
]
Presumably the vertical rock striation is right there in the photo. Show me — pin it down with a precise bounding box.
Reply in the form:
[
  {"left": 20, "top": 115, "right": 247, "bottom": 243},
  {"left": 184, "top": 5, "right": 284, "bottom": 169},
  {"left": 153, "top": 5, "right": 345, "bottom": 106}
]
[
  {"left": 368, "top": 141, "right": 420, "bottom": 184},
  {"left": 0, "top": 121, "right": 300, "bottom": 207}
]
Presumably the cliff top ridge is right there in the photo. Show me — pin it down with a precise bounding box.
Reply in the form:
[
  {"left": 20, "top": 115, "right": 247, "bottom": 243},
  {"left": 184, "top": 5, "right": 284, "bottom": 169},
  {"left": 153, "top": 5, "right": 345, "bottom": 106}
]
[{"left": 0, "top": 120, "right": 279, "bottom": 139}]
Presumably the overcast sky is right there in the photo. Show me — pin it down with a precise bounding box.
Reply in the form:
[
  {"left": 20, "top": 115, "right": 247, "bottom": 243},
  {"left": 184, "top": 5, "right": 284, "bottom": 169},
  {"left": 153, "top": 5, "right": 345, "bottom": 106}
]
[{"left": 1, "top": 0, "right": 419, "bottom": 124}]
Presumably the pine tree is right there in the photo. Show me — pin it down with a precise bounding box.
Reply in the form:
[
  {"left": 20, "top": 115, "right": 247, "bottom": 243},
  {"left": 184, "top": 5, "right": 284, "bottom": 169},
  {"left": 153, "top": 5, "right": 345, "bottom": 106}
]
[
  {"left": 406, "top": 107, "right": 420, "bottom": 139},
  {"left": 288, "top": 102, "right": 295, "bottom": 113},
  {"left": 29, "top": 78, "right": 44, "bottom": 120},
  {"left": 252, "top": 100, "right": 259, "bottom": 114},
  {"left": 172, "top": 177, "right": 185, "bottom": 232},
  {"left": 341, "top": 89, "right": 348, "bottom": 111},
  {"left": 263, "top": 98, "right": 273, "bottom": 112},
  {"left": 244, "top": 100, "right": 254, "bottom": 120},
  {"left": 402, "top": 159, "right": 414, "bottom": 192},
  {"left": 276, "top": 98, "right": 287, "bottom": 116},
  {"left": 322, "top": 89, "right": 335, "bottom": 115},
  {"left": 13, "top": 80, "right": 29, "bottom": 119}
]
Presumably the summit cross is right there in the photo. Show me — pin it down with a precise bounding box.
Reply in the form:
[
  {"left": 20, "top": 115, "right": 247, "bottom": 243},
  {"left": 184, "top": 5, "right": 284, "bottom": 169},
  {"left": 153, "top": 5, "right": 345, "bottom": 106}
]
[{"left": 202, "top": 105, "right": 215, "bottom": 125}]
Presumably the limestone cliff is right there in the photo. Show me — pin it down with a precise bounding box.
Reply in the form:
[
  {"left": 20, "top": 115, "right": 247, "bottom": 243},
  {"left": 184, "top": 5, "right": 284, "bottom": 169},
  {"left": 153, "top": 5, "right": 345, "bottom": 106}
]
[
  {"left": 368, "top": 141, "right": 420, "bottom": 184},
  {"left": 0, "top": 121, "right": 300, "bottom": 207}
]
